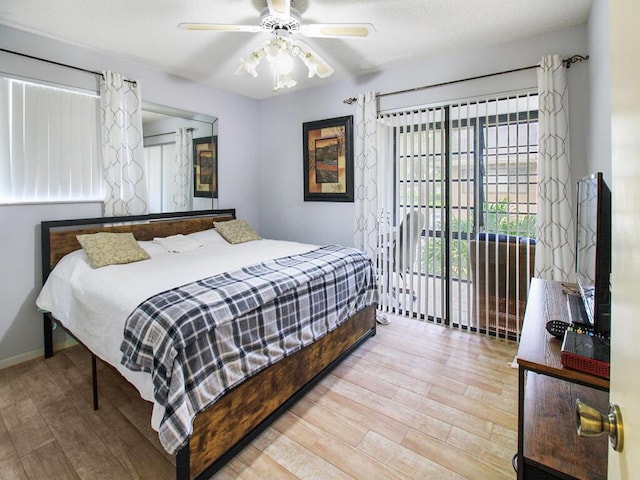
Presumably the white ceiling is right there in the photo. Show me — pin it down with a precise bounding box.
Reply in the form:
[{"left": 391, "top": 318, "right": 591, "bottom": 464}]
[{"left": 0, "top": 0, "right": 593, "bottom": 99}]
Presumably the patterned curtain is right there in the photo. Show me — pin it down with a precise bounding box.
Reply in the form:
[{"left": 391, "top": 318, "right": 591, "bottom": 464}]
[
  {"left": 100, "top": 71, "right": 148, "bottom": 216},
  {"left": 353, "top": 91, "right": 378, "bottom": 260},
  {"left": 172, "top": 127, "right": 193, "bottom": 212},
  {"left": 535, "top": 55, "right": 575, "bottom": 281}
]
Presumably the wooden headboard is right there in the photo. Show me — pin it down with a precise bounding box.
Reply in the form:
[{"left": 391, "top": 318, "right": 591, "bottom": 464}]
[{"left": 41, "top": 209, "right": 236, "bottom": 283}]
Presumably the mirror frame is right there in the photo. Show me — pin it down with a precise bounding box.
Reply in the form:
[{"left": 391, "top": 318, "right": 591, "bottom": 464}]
[{"left": 142, "top": 102, "right": 218, "bottom": 127}]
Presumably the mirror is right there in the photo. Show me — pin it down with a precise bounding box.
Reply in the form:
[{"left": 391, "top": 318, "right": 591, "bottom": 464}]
[{"left": 142, "top": 102, "right": 218, "bottom": 213}]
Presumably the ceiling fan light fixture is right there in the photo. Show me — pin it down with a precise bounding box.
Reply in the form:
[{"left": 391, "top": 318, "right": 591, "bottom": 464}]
[
  {"left": 235, "top": 50, "right": 264, "bottom": 77},
  {"left": 274, "top": 73, "right": 297, "bottom": 91},
  {"left": 263, "top": 35, "right": 295, "bottom": 75},
  {"left": 235, "top": 32, "right": 333, "bottom": 91},
  {"left": 293, "top": 40, "right": 334, "bottom": 78},
  {"left": 265, "top": 35, "right": 288, "bottom": 59},
  {"left": 300, "top": 52, "right": 324, "bottom": 78},
  {"left": 300, "top": 55, "right": 317, "bottom": 78},
  {"left": 273, "top": 52, "right": 294, "bottom": 75}
]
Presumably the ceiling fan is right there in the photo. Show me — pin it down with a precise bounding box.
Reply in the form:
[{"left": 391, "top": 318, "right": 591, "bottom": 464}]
[{"left": 178, "top": 0, "right": 375, "bottom": 91}]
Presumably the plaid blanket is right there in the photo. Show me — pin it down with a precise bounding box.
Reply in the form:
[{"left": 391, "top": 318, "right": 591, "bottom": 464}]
[{"left": 120, "top": 244, "right": 377, "bottom": 454}]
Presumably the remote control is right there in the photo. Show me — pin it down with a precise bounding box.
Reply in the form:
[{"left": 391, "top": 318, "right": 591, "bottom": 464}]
[{"left": 546, "top": 319, "right": 570, "bottom": 340}]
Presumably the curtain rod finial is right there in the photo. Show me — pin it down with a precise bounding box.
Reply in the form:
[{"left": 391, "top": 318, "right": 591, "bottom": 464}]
[{"left": 564, "top": 54, "right": 589, "bottom": 69}]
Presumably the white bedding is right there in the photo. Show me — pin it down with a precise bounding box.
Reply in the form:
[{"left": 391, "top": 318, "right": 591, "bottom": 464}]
[{"left": 36, "top": 228, "right": 316, "bottom": 429}]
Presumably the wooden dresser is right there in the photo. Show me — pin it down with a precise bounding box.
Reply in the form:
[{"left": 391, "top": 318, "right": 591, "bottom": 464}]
[{"left": 516, "top": 278, "right": 609, "bottom": 479}]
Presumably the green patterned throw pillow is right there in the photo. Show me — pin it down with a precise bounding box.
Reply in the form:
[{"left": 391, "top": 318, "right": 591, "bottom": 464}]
[
  {"left": 213, "top": 219, "right": 262, "bottom": 244},
  {"left": 76, "top": 232, "right": 150, "bottom": 268}
]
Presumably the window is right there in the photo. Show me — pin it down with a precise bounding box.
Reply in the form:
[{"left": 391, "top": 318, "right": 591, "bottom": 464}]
[
  {"left": 379, "top": 92, "right": 538, "bottom": 337},
  {"left": 0, "top": 77, "right": 102, "bottom": 203},
  {"left": 478, "top": 109, "right": 538, "bottom": 239}
]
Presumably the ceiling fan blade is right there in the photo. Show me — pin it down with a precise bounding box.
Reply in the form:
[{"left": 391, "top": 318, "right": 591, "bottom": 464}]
[
  {"left": 178, "top": 22, "right": 262, "bottom": 32},
  {"left": 299, "top": 23, "right": 375, "bottom": 38},
  {"left": 266, "top": 0, "right": 291, "bottom": 20}
]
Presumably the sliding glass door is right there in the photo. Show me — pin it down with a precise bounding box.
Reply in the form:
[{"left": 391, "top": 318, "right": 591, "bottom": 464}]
[{"left": 378, "top": 92, "right": 538, "bottom": 339}]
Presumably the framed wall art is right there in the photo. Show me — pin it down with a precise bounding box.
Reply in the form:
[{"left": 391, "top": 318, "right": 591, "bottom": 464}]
[
  {"left": 303, "top": 115, "right": 354, "bottom": 202},
  {"left": 193, "top": 136, "right": 218, "bottom": 198}
]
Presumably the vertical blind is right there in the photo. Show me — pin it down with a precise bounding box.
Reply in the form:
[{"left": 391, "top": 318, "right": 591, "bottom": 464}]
[
  {"left": 0, "top": 77, "right": 102, "bottom": 203},
  {"left": 377, "top": 92, "right": 538, "bottom": 339}
]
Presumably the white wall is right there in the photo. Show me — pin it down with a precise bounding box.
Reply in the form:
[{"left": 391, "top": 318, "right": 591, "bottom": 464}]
[
  {"left": 0, "top": 202, "right": 102, "bottom": 366},
  {"left": 587, "top": 0, "right": 612, "bottom": 181},
  {"left": 0, "top": 24, "right": 262, "bottom": 365},
  {"left": 256, "top": 25, "right": 591, "bottom": 247}
]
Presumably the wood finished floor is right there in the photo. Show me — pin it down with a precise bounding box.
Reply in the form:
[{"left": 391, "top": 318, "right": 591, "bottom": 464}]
[{"left": 0, "top": 315, "right": 518, "bottom": 480}]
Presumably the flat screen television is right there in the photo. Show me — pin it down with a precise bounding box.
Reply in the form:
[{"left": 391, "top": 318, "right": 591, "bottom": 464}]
[{"left": 575, "top": 172, "right": 612, "bottom": 335}]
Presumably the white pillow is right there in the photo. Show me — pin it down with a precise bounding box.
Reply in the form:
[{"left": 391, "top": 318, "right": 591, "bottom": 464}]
[
  {"left": 187, "top": 229, "right": 230, "bottom": 247},
  {"left": 138, "top": 240, "right": 166, "bottom": 257},
  {"left": 153, "top": 234, "right": 203, "bottom": 253}
]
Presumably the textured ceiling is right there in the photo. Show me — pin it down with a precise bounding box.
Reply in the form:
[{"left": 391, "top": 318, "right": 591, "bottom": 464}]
[{"left": 0, "top": 0, "right": 593, "bottom": 99}]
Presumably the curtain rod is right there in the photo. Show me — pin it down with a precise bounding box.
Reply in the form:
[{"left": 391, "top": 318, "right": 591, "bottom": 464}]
[
  {"left": 343, "top": 54, "right": 588, "bottom": 105},
  {"left": 0, "top": 47, "right": 137, "bottom": 85}
]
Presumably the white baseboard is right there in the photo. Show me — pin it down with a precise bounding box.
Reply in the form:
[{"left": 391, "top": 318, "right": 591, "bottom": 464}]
[{"left": 0, "top": 338, "right": 78, "bottom": 370}]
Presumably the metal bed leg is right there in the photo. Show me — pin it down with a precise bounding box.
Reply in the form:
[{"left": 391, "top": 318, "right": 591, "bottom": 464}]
[
  {"left": 91, "top": 354, "right": 99, "bottom": 410},
  {"left": 44, "top": 314, "right": 54, "bottom": 358},
  {"left": 176, "top": 443, "right": 190, "bottom": 480}
]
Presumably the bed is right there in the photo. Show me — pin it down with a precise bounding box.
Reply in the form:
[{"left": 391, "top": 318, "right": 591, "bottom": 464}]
[{"left": 37, "top": 209, "right": 377, "bottom": 480}]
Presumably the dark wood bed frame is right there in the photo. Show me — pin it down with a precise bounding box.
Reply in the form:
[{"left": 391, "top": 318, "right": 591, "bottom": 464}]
[{"left": 40, "top": 209, "right": 377, "bottom": 480}]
